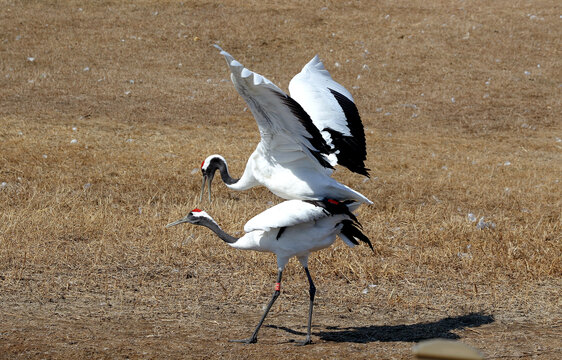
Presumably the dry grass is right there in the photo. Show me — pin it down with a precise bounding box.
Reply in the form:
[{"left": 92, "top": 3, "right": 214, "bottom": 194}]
[{"left": 1, "top": 0, "right": 561, "bottom": 358}]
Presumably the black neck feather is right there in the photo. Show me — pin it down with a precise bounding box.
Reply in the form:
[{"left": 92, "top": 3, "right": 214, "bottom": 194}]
[
  {"left": 208, "top": 158, "right": 239, "bottom": 185},
  {"left": 200, "top": 218, "right": 239, "bottom": 244}
]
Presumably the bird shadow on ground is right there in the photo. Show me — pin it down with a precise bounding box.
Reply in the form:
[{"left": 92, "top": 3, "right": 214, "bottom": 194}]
[{"left": 268, "top": 312, "right": 494, "bottom": 343}]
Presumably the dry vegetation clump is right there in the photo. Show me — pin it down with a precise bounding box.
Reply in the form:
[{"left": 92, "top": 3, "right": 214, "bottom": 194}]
[{"left": 1, "top": 0, "right": 561, "bottom": 358}]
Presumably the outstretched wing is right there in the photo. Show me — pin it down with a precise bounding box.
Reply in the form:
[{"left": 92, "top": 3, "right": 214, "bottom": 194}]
[
  {"left": 215, "top": 45, "right": 332, "bottom": 171},
  {"left": 289, "top": 55, "right": 369, "bottom": 177}
]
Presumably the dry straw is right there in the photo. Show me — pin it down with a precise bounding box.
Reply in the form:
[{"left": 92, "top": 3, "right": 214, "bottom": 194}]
[{"left": 0, "top": 0, "right": 560, "bottom": 358}]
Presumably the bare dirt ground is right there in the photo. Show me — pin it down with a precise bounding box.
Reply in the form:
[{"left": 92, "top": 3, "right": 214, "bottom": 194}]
[{"left": 1, "top": 0, "right": 560, "bottom": 358}]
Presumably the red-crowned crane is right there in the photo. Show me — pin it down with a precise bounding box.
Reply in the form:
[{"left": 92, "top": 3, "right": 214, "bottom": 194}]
[
  {"left": 166, "top": 198, "right": 372, "bottom": 345},
  {"left": 199, "top": 46, "right": 371, "bottom": 204}
]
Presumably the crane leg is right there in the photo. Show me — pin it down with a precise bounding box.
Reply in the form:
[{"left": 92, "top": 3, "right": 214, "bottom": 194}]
[
  {"left": 296, "top": 266, "right": 315, "bottom": 346},
  {"left": 230, "top": 270, "right": 283, "bottom": 344}
]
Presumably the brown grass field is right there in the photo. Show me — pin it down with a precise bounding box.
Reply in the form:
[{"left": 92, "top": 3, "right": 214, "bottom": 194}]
[{"left": 1, "top": 0, "right": 561, "bottom": 358}]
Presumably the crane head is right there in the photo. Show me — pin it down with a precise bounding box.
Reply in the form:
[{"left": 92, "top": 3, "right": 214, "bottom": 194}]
[
  {"left": 199, "top": 154, "right": 227, "bottom": 203},
  {"left": 166, "top": 208, "right": 215, "bottom": 228}
]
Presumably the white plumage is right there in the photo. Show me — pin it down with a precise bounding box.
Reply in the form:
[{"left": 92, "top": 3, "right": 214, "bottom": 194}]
[
  {"left": 166, "top": 198, "right": 372, "bottom": 345},
  {"left": 289, "top": 55, "right": 360, "bottom": 161},
  {"left": 199, "top": 46, "right": 371, "bottom": 204}
]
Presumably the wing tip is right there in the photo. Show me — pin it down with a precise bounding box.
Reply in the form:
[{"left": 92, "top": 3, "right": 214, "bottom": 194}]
[
  {"left": 215, "top": 44, "right": 240, "bottom": 69},
  {"left": 213, "top": 44, "right": 229, "bottom": 58},
  {"left": 307, "top": 54, "right": 325, "bottom": 71},
  {"left": 214, "top": 45, "right": 263, "bottom": 84}
]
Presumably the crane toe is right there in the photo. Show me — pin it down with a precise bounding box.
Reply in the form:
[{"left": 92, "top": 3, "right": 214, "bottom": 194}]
[{"left": 295, "top": 337, "right": 312, "bottom": 346}]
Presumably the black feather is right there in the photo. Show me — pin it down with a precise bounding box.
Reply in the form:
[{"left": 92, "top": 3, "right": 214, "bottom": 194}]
[
  {"left": 326, "top": 88, "right": 369, "bottom": 177},
  {"left": 323, "top": 128, "right": 370, "bottom": 177},
  {"left": 341, "top": 220, "right": 373, "bottom": 252},
  {"left": 206, "top": 157, "right": 238, "bottom": 185},
  {"left": 276, "top": 227, "right": 286, "bottom": 240},
  {"left": 305, "top": 199, "right": 373, "bottom": 252},
  {"left": 305, "top": 199, "right": 359, "bottom": 225},
  {"left": 272, "top": 90, "right": 333, "bottom": 170}
]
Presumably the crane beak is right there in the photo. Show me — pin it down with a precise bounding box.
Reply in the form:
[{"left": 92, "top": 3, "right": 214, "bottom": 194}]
[
  {"left": 166, "top": 217, "right": 188, "bottom": 228},
  {"left": 199, "top": 173, "right": 213, "bottom": 203}
]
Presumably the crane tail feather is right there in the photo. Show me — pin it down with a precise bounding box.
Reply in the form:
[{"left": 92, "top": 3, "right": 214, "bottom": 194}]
[{"left": 340, "top": 220, "right": 373, "bottom": 252}]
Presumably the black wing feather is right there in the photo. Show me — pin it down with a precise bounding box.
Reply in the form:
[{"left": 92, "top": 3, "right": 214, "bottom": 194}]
[
  {"left": 305, "top": 199, "right": 359, "bottom": 224},
  {"left": 341, "top": 220, "right": 373, "bottom": 252},
  {"left": 273, "top": 90, "right": 333, "bottom": 170},
  {"left": 325, "top": 88, "right": 370, "bottom": 177},
  {"left": 305, "top": 199, "right": 373, "bottom": 252}
]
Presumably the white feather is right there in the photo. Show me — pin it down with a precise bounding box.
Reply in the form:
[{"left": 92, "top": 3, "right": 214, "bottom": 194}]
[
  {"left": 210, "top": 45, "right": 372, "bottom": 204},
  {"left": 289, "top": 55, "right": 355, "bottom": 142},
  {"left": 244, "top": 200, "right": 326, "bottom": 232}
]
